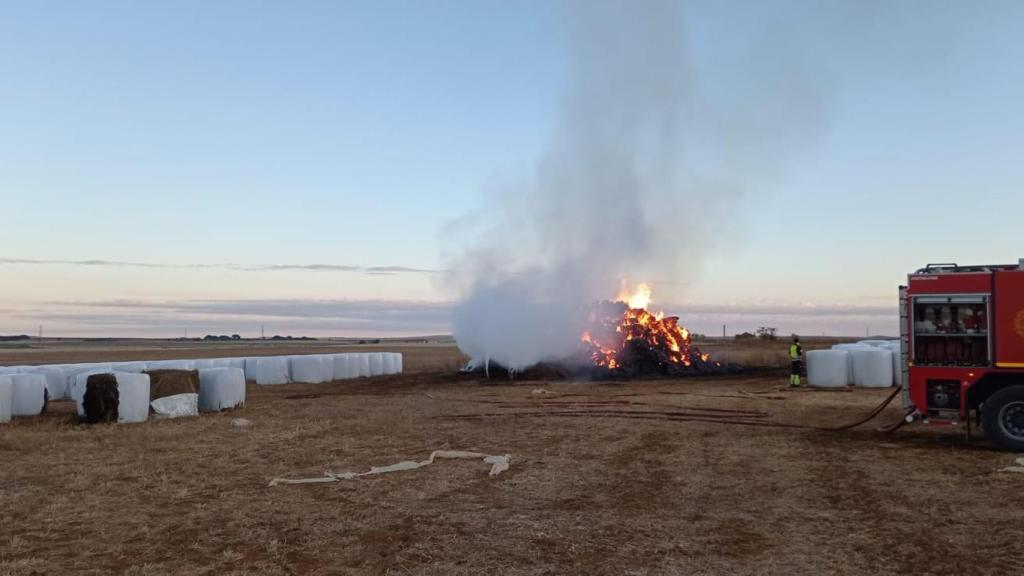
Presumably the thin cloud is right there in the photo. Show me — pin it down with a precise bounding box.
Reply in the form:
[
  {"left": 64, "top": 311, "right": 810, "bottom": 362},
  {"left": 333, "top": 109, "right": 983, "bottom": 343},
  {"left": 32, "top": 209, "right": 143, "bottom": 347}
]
[{"left": 0, "top": 257, "right": 442, "bottom": 274}]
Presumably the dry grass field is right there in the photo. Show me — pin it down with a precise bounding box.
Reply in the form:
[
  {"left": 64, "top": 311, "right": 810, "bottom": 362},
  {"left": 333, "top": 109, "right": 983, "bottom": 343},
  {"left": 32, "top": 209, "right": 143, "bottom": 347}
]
[{"left": 2, "top": 340, "right": 1023, "bottom": 575}]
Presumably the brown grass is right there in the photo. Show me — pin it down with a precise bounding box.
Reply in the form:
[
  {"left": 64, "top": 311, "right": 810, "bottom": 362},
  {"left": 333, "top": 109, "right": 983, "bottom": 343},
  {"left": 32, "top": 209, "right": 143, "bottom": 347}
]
[{"left": 2, "top": 342, "right": 1021, "bottom": 575}]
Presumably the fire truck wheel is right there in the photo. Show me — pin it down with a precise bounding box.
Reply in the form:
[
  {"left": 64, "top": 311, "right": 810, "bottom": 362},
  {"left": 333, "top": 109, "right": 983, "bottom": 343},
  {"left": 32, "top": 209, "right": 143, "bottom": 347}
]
[{"left": 982, "top": 386, "right": 1024, "bottom": 452}]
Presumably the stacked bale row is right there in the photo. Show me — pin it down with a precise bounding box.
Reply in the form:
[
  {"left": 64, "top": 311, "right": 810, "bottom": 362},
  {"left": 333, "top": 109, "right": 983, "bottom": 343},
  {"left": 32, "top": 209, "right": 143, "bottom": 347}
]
[
  {"left": 0, "top": 352, "right": 404, "bottom": 423},
  {"left": 807, "top": 340, "right": 903, "bottom": 388}
]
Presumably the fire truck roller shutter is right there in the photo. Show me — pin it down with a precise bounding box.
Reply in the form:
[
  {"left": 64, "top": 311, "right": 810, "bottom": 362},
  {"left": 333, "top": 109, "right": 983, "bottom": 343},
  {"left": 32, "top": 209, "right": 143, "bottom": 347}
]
[{"left": 994, "top": 270, "right": 1024, "bottom": 367}]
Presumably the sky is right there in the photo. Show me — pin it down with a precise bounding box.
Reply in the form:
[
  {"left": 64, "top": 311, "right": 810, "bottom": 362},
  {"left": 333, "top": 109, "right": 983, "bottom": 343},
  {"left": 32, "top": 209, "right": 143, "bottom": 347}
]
[{"left": 2, "top": 0, "right": 1023, "bottom": 338}]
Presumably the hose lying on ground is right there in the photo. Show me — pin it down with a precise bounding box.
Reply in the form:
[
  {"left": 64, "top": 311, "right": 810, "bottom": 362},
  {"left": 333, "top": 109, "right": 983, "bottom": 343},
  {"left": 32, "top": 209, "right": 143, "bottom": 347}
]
[{"left": 437, "top": 386, "right": 906, "bottom": 433}]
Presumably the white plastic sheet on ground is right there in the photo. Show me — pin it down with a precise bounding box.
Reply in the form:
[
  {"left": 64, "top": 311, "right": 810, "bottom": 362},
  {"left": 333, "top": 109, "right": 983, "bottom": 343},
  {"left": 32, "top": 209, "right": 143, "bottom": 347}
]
[
  {"left": 0, "top": 376, "right": 14, "bottom": 423},
  {"left": 21, "top": 366, "right": 67, "bottom": 400},
  {"left": 151, "top": 393, "right": 199, "bottom": 419},
  {"left": 850, "top": 348, "right": 894, "bottom": 388},
  {"left": 255, "top": 357, "right": 290, "bottom": 385},
  {"left": 289, "top": 355, "right": 326, "bottom": 383},
  {"left": 269, "top": 450, "right": 512, "bottom": 486},
  {"left": 114, "top": 372, "right": 150, "bottom": 423},
  {"left": 198, "top": 367, "right": 246, "bottom": 412},
  {"left": 806, "top": 349, "right": 849, "bottom": 388},
  {"left": 10, "top": 374, "right": 47, "bottom": 416}
]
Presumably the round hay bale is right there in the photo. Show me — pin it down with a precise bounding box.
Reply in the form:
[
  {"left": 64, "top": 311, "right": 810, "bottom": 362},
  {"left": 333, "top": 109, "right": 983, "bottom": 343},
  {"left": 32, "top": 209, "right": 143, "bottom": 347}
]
[
  {"left": 0, "top": 376, "right": 13, "bottom": 423},
  {"left": 850, "top": 348, "right": 894, "bottom": 388},
  {"left": 289, "top": 355, "right": 326, "bottom": 384},
  {"left": 198, "top": 367, "right": 245, "bottom": 412},
  {"left": 255, "top": 357, "right": 290, "bottom": 385},
  {"left": 20, "top": 366, "right": 67, "bottom": 400},
  {"left": 806, "top": 349, "right": 849, "bottom": 388},
  {"left": 10, "top": 374, "right": 47, "bottom": 416},
  {"left": 368, "top": 353, "right": 385, "bottom": 376}
]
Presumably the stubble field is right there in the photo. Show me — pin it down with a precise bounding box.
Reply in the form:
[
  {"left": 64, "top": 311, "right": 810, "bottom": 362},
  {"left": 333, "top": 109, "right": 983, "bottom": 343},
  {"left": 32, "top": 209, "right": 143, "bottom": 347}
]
[{"left": 1, "top": 339, "right": 1022, "bottom": 575}]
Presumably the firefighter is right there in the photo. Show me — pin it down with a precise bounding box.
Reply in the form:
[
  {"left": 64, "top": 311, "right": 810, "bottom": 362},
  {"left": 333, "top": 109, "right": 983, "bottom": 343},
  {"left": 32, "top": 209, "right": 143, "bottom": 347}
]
[{"left": 789, "top": 335, "right": 803, "bottom": 387}]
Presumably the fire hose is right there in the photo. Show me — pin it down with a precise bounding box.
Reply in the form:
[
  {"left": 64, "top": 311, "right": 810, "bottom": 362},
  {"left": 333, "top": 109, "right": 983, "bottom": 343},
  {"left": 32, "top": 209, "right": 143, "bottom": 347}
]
[{"left": 437, "top": 385, "right": 909, "bottom": 433}]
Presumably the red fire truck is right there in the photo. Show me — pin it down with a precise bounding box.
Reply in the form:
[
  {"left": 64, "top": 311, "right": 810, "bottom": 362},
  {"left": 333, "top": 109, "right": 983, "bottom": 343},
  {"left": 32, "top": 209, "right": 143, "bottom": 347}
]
[{"left": 901, "top": 260, "right": 1024, "bottom": 450}]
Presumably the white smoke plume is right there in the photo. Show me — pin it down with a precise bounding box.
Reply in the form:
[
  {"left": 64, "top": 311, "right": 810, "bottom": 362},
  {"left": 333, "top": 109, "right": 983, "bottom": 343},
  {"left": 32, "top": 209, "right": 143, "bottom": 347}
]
[{"left": 443, "top": 0, "right": 832, "bottom": 370}]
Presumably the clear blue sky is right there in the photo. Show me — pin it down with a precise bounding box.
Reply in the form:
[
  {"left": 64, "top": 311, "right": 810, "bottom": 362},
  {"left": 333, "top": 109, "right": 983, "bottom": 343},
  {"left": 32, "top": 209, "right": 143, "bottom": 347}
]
[{"left": 2, "top": 0, "right": 1023, "bottom": 337}]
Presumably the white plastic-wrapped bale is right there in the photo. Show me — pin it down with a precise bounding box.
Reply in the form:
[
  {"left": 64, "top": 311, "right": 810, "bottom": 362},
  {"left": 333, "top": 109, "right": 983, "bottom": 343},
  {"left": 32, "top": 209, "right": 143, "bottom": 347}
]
[
  {"left": 832, "top": 345, "right": 873, "bottom": 384},
  {"left": 850, "top": 348, "right": 894, "bottom": 388},
  {"left": 20, "top": 366, "right": 67, "bottom": 400},
  {"left": 368, "top": 353, "right": 384, "bottom": 376},
  {"left": 289, "top": 355, "right": 326, "bottom": 383},
  {"left": 331, "top": 354, "right": 351, "bottom": 380},
  {"left": 255, "top": 357, "right": 290, "bottom": 385},
  {"left": 344, "top": 352, "right": 360, "bottom": 379},
  {"left": 73, "top": 370, "right": 114, "bottom": 416},
  {"left": 10, "top": 374, "right": 47, "bottom": 416},
  {"left": 394, "top": 353, "right": 403, "bottom": 374},
  {"left": 198, "top": 367, "right": 246, "bottom": 412},
  {"left": 110, "top": 361, "right": 148, "bottom": 373},
  {"left": 146, "top": 359, "right": 196, "bottom": 371},
  {"left": 382, "top": 353, "right": 397, "bottom": 375},
  {"left": 194, "top": 358, "right": 228, "bottom": 370},
  {"left": 858, "top": 340, "right": 893, "bottom": 348},
  {"left": 0, "top": 376, "right": 12, "bottom": 423},
  {"left": 222, "top": 358, "right": 246, "bottom": 371},
  {"left": 243, "top": 358, "right": 260, "bottom": 381},
  {"left": 357, "top": 353, "right": 371, "bottom": 377},
  {"left": 113, "top": 372, "right": 151, "bottom": 423},
  {"left": 806, "top": 350, "right": 850, "bottom": 388},
  {"left": 65, "top": 363, "right": 113, "bottom": 398},
  {"left": 317, "top": 355, "right": 336, "bottom": 382},
  {"left": 79, "top": 372, "right": 152, "bottom": 423},
  {"left": 887, "top": 342, "right": 904, "bottom": 387}
]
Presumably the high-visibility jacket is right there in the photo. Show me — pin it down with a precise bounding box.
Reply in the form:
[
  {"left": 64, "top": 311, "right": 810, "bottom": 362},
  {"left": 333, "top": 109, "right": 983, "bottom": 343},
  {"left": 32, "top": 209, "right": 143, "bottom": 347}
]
[{"left": 789, "top": 343, "right": 802, "bottom": 360}]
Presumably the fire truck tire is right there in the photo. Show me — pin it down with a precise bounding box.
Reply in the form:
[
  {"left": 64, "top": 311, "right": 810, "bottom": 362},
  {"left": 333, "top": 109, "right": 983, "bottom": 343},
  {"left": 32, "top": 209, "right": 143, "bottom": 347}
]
[{"left": 981, "top": 386, "right": 1024, "bottom": 452}]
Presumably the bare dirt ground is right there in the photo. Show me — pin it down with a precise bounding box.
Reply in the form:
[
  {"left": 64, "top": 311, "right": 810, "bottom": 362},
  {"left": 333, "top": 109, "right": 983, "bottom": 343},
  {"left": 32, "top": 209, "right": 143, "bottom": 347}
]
[{"left": 2, "top": 341, "right": 1023, "bottom": 575}]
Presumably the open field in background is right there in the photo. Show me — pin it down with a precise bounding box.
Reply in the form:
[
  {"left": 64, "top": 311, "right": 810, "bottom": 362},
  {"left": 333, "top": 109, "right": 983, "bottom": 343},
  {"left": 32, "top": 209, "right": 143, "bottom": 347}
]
[
  {"left": 0, "top": 335, "right": 860, "bottom": 372},
  {"left": 5, "top": 340, "right": 1012, "bottom": 576},
  {"left": 0, "top": 339, "right": 464, "bottom": 373}
]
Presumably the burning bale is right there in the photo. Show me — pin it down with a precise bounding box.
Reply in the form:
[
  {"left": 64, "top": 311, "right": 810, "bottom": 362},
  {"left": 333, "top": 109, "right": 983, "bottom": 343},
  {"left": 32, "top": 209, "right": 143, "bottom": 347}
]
[
  {"left": 580, "top": 299, "right": 722, "bottom": 378},
  {"left": 465, "top": 283, "right": 737, "bottom": 380}
]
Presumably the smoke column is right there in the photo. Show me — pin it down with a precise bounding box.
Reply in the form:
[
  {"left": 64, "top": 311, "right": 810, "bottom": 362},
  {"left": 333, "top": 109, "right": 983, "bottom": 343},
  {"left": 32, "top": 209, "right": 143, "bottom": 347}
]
[{"left": 444, "top": 0, "right": 829, "bottom": 370}]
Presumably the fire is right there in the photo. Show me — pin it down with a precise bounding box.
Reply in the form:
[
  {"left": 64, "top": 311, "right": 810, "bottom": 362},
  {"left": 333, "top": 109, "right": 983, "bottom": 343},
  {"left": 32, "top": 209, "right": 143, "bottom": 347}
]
[
  {"left": 617, "top": 282, "right": 652, "bottom": 310},
  {"left": 580, "top": 284, "right": 712, "bottom": 373}
]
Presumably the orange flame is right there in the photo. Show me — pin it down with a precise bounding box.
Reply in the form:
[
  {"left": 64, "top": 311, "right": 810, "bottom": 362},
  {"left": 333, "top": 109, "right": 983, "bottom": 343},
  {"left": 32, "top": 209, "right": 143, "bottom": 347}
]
[{"left": 580, "top": 284, "right": 710, "bottom": 371}]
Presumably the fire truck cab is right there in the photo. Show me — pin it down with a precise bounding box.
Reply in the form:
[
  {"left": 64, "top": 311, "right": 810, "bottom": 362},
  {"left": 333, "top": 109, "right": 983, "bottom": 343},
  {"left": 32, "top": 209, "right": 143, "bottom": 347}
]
[{"left": 901, "top": 260, "right": 1024, "bottom": 450}]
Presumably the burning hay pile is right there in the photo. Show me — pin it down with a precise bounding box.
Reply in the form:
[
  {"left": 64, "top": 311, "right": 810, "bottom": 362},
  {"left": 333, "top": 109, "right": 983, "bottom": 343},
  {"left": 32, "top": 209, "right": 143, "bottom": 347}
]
[{"left": 466, "top": 284, "right": 734, "bottom": 380}]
